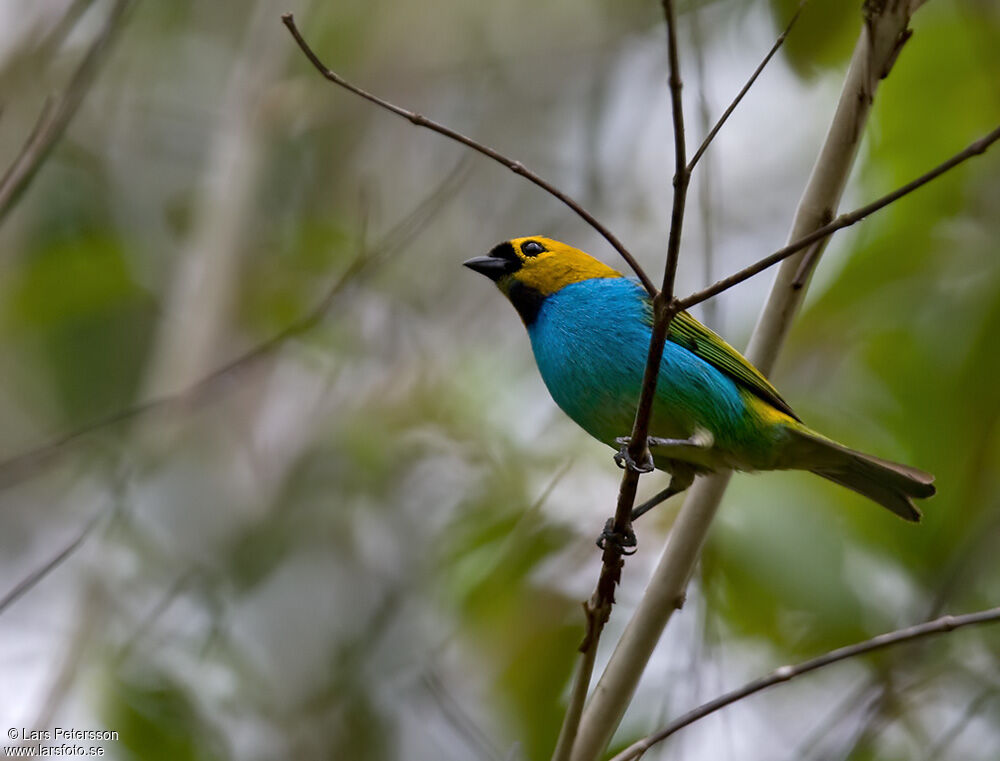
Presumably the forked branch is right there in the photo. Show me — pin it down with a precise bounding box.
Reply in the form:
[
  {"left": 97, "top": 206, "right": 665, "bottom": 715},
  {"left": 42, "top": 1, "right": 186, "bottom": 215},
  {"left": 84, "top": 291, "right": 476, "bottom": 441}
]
[
  {"left": 687, "top": 0, "right": 808, "bottom": 173},
  {"left": 571, "top": 4, "right": 931, "bottom": 759}
]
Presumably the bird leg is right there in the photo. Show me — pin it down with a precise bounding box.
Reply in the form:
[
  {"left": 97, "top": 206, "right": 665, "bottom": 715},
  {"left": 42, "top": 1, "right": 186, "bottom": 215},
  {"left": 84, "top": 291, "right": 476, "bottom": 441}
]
[
  {"left": 595, "top": 468, "right": 694, "bottom": 552},
  {"left": 613, "top": 440, "right": 655, "bottom": 473},
  {"left": 596, "top": 518, "right": 638, "bottom": 555},
  {"left": 603, "top": 432, "right": 709, "bottom": 550},
  {"left": 631, "top": 468, "right": 694, "bottom": 521},
  {"left": 597, "top": 463, "right": 694, "bottom": 555},
  {"left": 614, "top": 429, "right": 713, "bottom": 469}
]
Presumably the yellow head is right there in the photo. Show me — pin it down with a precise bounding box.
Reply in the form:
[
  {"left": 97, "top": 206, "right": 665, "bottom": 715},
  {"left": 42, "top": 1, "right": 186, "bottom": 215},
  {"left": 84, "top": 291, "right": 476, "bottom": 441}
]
[{"left": 463, "top": 236, "right": 621, "bottom": 324}]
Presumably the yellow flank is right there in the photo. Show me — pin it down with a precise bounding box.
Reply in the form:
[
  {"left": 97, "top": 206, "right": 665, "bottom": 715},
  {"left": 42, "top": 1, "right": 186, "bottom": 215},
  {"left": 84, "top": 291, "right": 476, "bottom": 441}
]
[
  {"left": 744, "top": 389, "right": 800, "bottom": 428},
  {"left": 508, "top": 236, "right": 620, "bottom": 295}
]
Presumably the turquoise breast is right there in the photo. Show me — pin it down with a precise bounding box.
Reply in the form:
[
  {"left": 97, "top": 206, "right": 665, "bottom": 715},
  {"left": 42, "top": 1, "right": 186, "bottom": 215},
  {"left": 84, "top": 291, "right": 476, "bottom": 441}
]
[{"left": 526, "top": 278, "right": 753, "bottom": 455}]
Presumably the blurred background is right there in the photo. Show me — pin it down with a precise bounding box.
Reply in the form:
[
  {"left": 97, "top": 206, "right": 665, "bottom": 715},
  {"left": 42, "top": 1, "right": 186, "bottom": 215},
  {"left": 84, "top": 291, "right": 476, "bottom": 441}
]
[{"left": 0, "top": 0, "right": 998, "bottom": 759}]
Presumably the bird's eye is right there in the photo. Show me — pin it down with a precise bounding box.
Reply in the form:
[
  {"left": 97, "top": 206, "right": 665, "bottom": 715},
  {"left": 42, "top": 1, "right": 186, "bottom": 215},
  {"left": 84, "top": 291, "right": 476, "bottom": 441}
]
[{"left": 521, "top": 240, "right": 545, "bottom": 257}]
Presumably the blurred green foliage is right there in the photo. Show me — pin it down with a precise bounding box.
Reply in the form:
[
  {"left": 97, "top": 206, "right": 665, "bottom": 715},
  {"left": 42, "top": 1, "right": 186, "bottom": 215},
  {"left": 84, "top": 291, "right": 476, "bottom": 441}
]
[{"left": 105, "top": 673, "right": 226, "bottom": 761}]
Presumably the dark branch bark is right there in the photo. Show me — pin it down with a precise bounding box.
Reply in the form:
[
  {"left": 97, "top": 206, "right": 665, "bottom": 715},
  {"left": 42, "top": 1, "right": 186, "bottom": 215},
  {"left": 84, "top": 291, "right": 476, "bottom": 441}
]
[
  {"left": 678, "top": 123, "right": 1000, "bottom": 310},
  {"left": 281, "top": 13, "right": 655, "bottom": 296},
  {"left": 555, "top": 3, "right": 691, "bottom": 760},
  {"left": 687, "top": 1, "right": 807, "bottom": 173},
  {"left": 611, "top": 606, "right": 1000, "bottom": 761}
]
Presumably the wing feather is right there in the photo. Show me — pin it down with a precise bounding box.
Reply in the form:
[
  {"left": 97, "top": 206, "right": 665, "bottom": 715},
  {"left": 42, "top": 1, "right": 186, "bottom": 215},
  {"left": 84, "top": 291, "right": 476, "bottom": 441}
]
[{"left": 667, "top": 311, "right": 800, "bottom": 421}]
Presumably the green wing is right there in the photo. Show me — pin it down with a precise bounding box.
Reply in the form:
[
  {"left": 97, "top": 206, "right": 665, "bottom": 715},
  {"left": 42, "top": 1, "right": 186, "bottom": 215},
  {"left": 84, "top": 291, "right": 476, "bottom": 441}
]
[{"left": 668, "top": 311, "right": 800, "bottom": 421}]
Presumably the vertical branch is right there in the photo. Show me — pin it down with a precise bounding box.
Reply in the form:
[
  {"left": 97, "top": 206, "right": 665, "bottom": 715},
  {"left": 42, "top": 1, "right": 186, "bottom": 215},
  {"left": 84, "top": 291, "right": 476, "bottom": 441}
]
[
  {"left": 744, "top": 0, "right": 914, "bottom": 371},
  {"left": 569, "top": 4, "right": 923, "bottom": 760},
  {"left": 142, "top": 0, "right": 287, "bottom": 399},
  {"left": 659, "top": 0, "right": 689, "bottom": 301},
  {"left": 555, "top": 2, "right": 691, "bottom": 759}
]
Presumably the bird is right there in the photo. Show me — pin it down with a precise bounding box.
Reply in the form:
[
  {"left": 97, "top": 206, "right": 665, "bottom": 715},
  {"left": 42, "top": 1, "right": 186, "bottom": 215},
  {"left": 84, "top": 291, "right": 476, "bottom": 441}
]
[{"left": 464, "top": 236, "right": 935, "bottom": 536}]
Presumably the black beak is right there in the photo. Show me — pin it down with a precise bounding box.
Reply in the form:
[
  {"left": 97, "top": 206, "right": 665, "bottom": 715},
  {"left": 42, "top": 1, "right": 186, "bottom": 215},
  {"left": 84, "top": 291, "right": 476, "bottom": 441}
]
[{"left": 463, "top": 255, "right": 518, "bottom": 282}]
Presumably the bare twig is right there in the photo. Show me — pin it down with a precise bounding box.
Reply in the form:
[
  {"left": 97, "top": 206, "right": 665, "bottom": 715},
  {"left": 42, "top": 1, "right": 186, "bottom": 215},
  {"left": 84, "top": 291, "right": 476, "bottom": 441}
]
[
  {"left": 0, "top": 160, "right": 470, "bottom": 490},
  {"left": 0, "top": 511, "right": 103, "bottom": 615},
  {"left": 0, "top": 0, "right": 133, "bottom": 227},
  {"left": 597, "top": 0, "right": 692, "bottom": 628},
  {"left": 609, "top": 606, "right": 1000, "bottom": 761},
  {"left": 677, "top": 123, "right": 1000, "bottom": 310},
  {"left": 687, "top": 1, "right": 807, "bottom": 173},
  {"left": 551, "top": 628, "right": 599, "bottom": 761},
  {"left": 279, "top": 13, "right": 656, "bottom": 296},
  {"left": 805, "top": 492, "right": 1000, "bottom": 757},
  {"left": 557, "top": 4, "right": 691, "bottom": 760},
  {"left": 574, "top": 5, "right": 928, "bottom": 758}
]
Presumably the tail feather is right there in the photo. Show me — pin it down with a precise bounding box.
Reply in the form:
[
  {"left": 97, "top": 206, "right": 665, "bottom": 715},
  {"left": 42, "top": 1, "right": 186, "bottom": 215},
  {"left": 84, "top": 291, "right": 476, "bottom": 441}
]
[{"left": 788, "top": 429, "right": 935, "bottom": 522}]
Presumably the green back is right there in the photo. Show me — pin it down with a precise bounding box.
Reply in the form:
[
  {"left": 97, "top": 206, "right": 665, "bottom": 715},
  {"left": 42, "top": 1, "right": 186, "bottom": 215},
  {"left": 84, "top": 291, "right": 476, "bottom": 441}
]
[{"left": 668, "top": 311, "right": 800, "bottom": 421}]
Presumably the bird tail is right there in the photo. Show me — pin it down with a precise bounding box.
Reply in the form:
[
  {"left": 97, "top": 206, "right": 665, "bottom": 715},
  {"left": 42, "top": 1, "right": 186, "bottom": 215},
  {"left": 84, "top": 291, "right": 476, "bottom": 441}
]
[{"left": 787, "top": 428, "right": 936, "bottom": 522}]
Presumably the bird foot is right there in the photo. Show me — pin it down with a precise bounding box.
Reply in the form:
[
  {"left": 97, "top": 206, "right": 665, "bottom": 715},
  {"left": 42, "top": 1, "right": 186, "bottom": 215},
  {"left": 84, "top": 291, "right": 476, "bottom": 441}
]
[
  {"left": 596, "top": 518, "right": 637, "bottom": 555},
  {"left": 614, "top": 438, "right": 655, "bottom": 473}
]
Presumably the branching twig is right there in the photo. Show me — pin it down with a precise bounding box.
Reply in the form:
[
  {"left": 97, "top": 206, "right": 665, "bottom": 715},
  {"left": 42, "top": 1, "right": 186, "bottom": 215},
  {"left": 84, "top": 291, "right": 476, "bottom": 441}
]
[
  {"left": 677, "top": 123, "right": 1000, "bottom": 310},
  {"left": 0, "top": 0, "right": 133, "bottom": 228},
  {"left": 279, "top": 13, "right": 657, "bottom": 296},
  {"left": 0, "top": 160, "right": 470, "bottom": 490},
  {"left": 686, "top": 1, "right": 807, "bottom": 173},
  {"left": 555, "top": 3, "right": 691, "bottom": 759},
  {"left": 608, "top": 606, "right": 1000, "bottom": 761},
  {"left": 572, "top": 5, "right": 929, "bottom": 759}
]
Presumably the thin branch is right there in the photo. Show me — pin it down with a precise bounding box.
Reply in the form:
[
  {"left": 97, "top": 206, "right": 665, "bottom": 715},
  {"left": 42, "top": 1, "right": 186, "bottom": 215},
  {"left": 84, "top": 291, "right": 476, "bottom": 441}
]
[
  {"left": 552, "top": 624, "right": 599, "bottom": 761},
  {"left": 609, "top": 606, "right": 1000, "bottom": 761},
  {"left": 806, "top": 508, "right": 1000, "bottom": 758},
  {"left": 0, "top": 0, "right": 133, "bottom": 228},
  {"left": 659, "top": 0, "right": 690, "bottom": 301},
  {"left": 575, "top": 4, "right": 926, "bottom": 758},
  {"left": 0, "top": 159, "right": 471, "bottom": 490},
  {"left": 0, "top": 511, "right": 103, "bottom": 615},
  {"left": 279, "top": 13, "right": 657, "bottom": 296},
  {"left": 677, "top": 123, "right": 1000, "bottom": 310},
  {"left": 557, "top": 4, "right": 690, "bottom": 760},
  {"left": 687, "top": 0, "right": 807, "bottom": 173}
]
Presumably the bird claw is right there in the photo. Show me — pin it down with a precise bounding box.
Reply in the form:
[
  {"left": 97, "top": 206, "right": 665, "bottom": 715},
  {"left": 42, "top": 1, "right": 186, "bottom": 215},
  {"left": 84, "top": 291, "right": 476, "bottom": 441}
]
[
  {"left": 614, "top": 438, "right": 655, "bottom": 473},
  {"left": 596, "top": 518, "right": 637, "bottom": 554}
]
